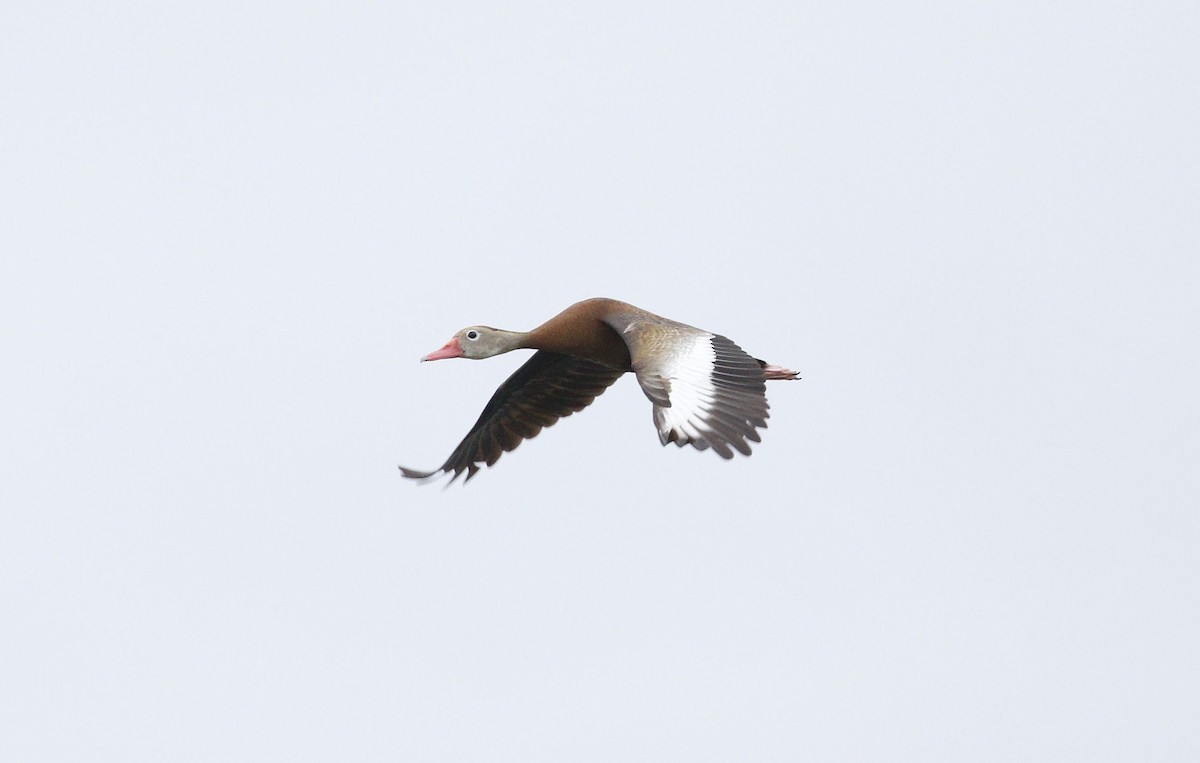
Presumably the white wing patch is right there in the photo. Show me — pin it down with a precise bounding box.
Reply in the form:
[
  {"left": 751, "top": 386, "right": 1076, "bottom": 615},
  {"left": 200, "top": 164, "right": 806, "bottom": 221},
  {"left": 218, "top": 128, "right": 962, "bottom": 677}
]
[{"left": 644, "top": 333, "right": 769, "bottom": 459}]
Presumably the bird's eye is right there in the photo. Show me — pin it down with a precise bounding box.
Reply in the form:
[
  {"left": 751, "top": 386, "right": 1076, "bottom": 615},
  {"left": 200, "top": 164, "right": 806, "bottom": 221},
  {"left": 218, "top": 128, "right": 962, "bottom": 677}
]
[{"left": 466, "top": 330, "right": 480, "bottom": 341}]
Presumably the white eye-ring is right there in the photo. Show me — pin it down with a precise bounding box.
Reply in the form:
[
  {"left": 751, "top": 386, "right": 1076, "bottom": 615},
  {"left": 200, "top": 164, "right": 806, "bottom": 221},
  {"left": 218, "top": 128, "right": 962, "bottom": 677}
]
[{"left": 466, "top": 330, "right": 480, "bottom": 341}]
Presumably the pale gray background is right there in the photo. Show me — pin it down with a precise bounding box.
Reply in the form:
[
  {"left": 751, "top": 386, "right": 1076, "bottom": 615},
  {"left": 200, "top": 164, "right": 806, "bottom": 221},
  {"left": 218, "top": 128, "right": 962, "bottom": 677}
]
[{"left": 3, "top": 2, "right": 1197, "bottom": 760}]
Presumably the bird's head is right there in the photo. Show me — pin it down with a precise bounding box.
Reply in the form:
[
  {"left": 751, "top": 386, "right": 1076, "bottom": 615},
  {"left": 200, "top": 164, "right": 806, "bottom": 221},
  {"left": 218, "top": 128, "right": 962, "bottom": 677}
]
[{"left": 420, "top": 326, "right": 520, "bottom": 361}]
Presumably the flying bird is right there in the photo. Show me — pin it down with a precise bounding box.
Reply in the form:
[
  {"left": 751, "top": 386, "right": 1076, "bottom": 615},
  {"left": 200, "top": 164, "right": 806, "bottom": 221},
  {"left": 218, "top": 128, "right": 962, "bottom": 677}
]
[{"left": 399, "top": 297, "right": 799, "bottom": 483}]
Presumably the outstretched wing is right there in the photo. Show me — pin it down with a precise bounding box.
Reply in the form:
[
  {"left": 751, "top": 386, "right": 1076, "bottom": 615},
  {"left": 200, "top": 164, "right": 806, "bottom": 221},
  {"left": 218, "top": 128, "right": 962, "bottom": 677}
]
[
  {"left": 400, "top": 351, "right": 625, "bottom": 484},
  {"left": 605, "top": 313, "right": 770, "bottom": 459}
]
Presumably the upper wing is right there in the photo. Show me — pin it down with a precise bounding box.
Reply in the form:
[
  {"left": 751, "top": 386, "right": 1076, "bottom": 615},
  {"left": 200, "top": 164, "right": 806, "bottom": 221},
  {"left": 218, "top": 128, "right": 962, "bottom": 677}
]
[
  {"left": 606, "top": 314, "right": 769, "bottom": 459},
  {"left": 399, "top": 350, "right": 625, "bottom": 484}
]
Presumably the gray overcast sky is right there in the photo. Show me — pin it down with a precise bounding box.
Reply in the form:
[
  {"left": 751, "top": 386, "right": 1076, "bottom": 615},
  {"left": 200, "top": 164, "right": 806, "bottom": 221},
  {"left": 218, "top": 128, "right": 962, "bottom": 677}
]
[{"left": 2, "top": 2, "right": 1197, "bottom": 760}]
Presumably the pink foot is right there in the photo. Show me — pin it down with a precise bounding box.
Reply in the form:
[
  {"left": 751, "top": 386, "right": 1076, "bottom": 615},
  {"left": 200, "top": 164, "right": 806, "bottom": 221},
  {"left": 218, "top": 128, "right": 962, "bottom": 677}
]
[{"left": 762, "top": 364, "right": 800, "bottom": 380}]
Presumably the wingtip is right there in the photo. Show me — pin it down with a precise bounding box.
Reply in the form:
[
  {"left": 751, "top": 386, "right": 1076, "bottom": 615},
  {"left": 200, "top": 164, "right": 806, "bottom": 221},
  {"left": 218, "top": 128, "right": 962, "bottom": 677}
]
[
  {"left": 399, "top": 464, "right": 439, "bottom": 481},
  {"left": 399, "top": 463, "right": 478, "bottom": 487}
]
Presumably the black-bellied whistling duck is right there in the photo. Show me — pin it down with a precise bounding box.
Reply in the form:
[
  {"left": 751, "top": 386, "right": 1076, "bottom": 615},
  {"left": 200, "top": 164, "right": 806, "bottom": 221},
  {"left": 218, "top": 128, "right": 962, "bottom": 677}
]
[{"left": 400, "top": 298, "right": 799, "bottom": 483}]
